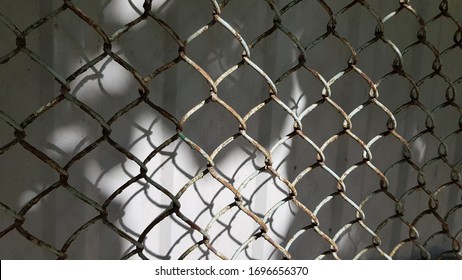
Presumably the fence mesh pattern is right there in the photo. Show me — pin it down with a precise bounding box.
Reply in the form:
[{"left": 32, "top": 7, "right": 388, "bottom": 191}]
[{"left": 1, "top": 0, "right": 462, "bottom": 259}]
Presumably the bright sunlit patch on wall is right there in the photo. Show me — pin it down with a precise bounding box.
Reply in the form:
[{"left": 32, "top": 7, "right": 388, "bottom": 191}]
[
  {"left": 46, "top": 124, "right": 92, "bottom": 156},
  {"left": 103, "top": 0, "right": 146, "bottom": 24}
]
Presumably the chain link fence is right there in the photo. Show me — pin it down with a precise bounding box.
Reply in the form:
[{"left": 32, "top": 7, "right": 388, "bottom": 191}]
[{"left": 1, "top": 0, "right": 461, "bottom": 259}]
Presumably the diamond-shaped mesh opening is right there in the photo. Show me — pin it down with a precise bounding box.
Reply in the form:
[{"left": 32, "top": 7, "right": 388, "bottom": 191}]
[
  {"left": 24, "top": 100, "right": 102, "bottom": 166},
  {"left": 20, "top": 185, "right": 101, "bottom": 248},
  {"left": 0, "top": 229, "right": 58, "bottom": 259},
  {"left": 220, "top": 0, "right": 273, "bottom": 41},
  {"left": 0, "top": 24, "right": 16, "bottom": 57},
  {"left": 68, "top": 57, "right": 142, "bottom": 120},
  {"left": 70, "top": 0, "right": 143, "bottom": 36},
  {"left": 66, "top": 141, "right": 140, "bottom": 205},
  {"left": 0, "top": 1, "right": 63, "bottom": 31},
  {"left": 0, "top": 52, "right": 59, "bottom": 122},
  {"left": 0, "top": 145, "right": 58, "bottom": 211},
  {"left": 64, "top": 218, "right": 128, "bottom": 259},
  {"left": 115, "top": 18, "right": 180, "bottom": 76},
  {"left": 24, "top": 9, "right": 103, "bottom": 78},
  {"left": 153, "top": 0, "right": 213, "bottom": 40}
]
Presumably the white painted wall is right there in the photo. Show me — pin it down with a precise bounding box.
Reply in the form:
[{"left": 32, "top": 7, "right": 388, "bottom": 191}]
[{"left": 0, "top": 0, "right": 461, "bottom": 259}]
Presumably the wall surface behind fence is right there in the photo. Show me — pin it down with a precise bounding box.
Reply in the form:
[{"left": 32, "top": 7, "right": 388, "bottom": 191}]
[{"left": 1, "top": 0, "right": 461, "bottom": 259}]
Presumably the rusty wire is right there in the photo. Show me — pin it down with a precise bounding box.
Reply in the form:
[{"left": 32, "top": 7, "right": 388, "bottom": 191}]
[{"left": 0, "top": 0, "right": 461, "bottom": 259}]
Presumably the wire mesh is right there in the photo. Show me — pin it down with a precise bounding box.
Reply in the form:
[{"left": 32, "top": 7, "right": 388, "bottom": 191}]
[{"left": 0, "top": 0, "right": 461, "bottom": 259}]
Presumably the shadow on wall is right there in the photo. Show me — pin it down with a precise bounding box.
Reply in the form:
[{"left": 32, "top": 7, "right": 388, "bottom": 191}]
[{"left": 0, "top": 0, "right": 461, "bottom": 259}]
